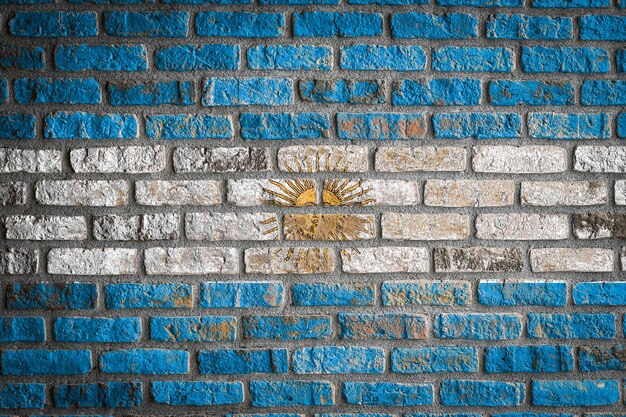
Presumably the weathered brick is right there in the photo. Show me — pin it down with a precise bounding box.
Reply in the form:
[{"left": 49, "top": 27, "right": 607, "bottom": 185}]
[
  {"left": 5, "top": 215, "right": 87, "bottom": 240},
  {"left": 324, "top": 179, "right": 419, "bottom": 206},
  {"left": 522, "top": 181, "right": 607, "bottom": 206},
  {"left": 93, "top": 213, "right": 179, "bottom": 241},
  {"left": 227, "top": 179, "right": 316, "bottom": 206},
  {"left": 108, "top": 80, "right": 195, "bottom": 105},
  {"left": 70, "top": 145, "right": 165, "bottom": 173},
  {"left": 55, "top": 44, "right": 147, "bottom": 71},
  {"left": 0, "top": 182, "right": 26, "bottom": 206},
  {"left": 393, "top": 78, "right": 481, "bottom": 106},
  {"left": 6, "top": 282, "right": 97, "bottom": 310},
  {"left": 299, "top": 79, "right": 385, "bottom": 104},
  {"left": 392, "top": 13, "right": 477, "bottom": 39},
  {"left": 440, "top": 380, "right": 525, "bottom": 406},
  {"left": 203, "top": 77, "right": 293, "bottom": 106},
  {"left": 0, "top": 384, "right": 45, "bottom": 409},
  {"left": 145, "top": 114, "right": 232, "bottom": 139},
  {"left": 245, "top": 247, "right": 334, "bottom": 274},
  {"left": 473, "top": 145, "right": 567, "bottom": 173},
  {"left": 293, "top": 12, "right": 382, "bottom": 37},
  {"left": 155, "top": 44, "right": 239, "bottom": 71},
  {"left": 573, "top": 213, "right": 626, "bottom": 239},
  {"left": 285, "top": 214, "right": 375, "bottom": 241},
  {"left": 241, "top": 113, "right": 330, "bottom": 140},
  {"left": 250, "top": 381, "right": 334, "bottom": 407},
  {"left": 528, "top": 113, "right": 610, "bottom": 140},
  {"left": 201, "top": 281, "right": 283, "bottom": 308},
  {"left": 574, "top": 282, "right": 626, "bottom": 305},
  {"left": 485, "top": 346, "right": 574, "bottom": 373},
  {"left": 0, "top": 45, "right": 44, "bottom": 70},
  {"left": 150, "top": 316, "right": 236, "bottom": 342},
  {"left": 435, "top": 313, "right": 522, "bottom": 340},
  {"left": 293, "top": 346, "right": 385, "bottom": 374},
  {"left": 376, "top": 146, "right": 466, "bottom": 172},
  {"left": 243, "top": 315, "right": 331, "bottom": 340},
  {"left": 338, "top": 312, "right": 427, "bottom": 340},
  {"left": 435, "top": 247, "right": 523, "bottom": 272},
  {"left": 383, "top": 213, "right": 469, "bottom": 240},
  {"left": 579, "top": 346, "right": 626, "bottom": 371},
  {"left": 533, "top": 0, "right": 609, "bottom": 6},
  {"left": 530, "top": 248, "right": 613, "bottom": 272},
  {"left": 342, "top": 382, "right": 433, "bottom": 406},
  {"left": 0, "top": 114, "right": 35, "bottom": 139},
  {"left": 532, "top": 380, "right": 619, "bottom": 407},
  {"left": 382, "top": 280, "right": 470, "bottom": 306},
  {"left": 580, "top": 15, "right": 626, "bottom": 41},
  {"left": 152, "top": 381, "right": 243, "bottom": 406},
  {"left": 278, "top": 145, "right": 368, "bottom": 173},
  {"left": 342, "top": 247, "right": 429, "bottom": 273},
  {"left": 337, "top": 113, "right": 427, "bottom": 140},
  {"left": 486, "top": 14, "right": 572, "bottom": 39},
  {"left": 0, "top": 148, "right": 61, "bottom": 173},
  {"left": 476, "top": 214, "right": 569, "bottom": 240},
  {"left": 10, "top": 12, "right": 97, "bottom": 37},
  {"left": 199, "top": 349, "right": 288, "bottom": 374},
  {"left": 479, "top": 280, "right": 567, "bottom": 306},
  {"left": 0, "top": 79, "right": 6, "bottom": 103},
  {"left": 106, "top": 283, "right": 192, "bottom": 309},
  {"left": 45, "top": 112, "right": 137, "bottom": 139},
  {"left": 144, "top": 247, "right": 238, "bottom": 275},
  {"left": 528, "top": 313, "right": 615, "bottom": 339},
  {"left": 248, "top": 45, "right": 332, "bottom": 70},
  {"left": 425, "top": 179, "right": 514, "bottom": 207},
  {"left": 582, "top": 80, "right": 626, "bottom": 106},
  {"left": 292, "top": 282, "right": 375, "bottom": 306},
  {"left": 48, "top": 248, "right": 138, "bottom": 275},
  {"left": 340, "top": 45, "right": 426, "bottom": 71},
  {"left": 433, "top": 47, "right": 514, "bottom": 72},
  {"left": 174, "top": 147, "right": 271, "bottom": 173},
  {"left": 104, "top": 11, "right": 189, "bottom": 37},
  {"left": 522, "top": 47, "right": 609, "bottom": 73},
  {"left": 14, "top": 78, "right": 100, "bottom": 104},
  {"left": 0, "top": 248, "right": 39, "bottom": 274},
  {"left": 99, "top": 349, "right": 188, "bottom": 374},
  {"left": 136, "top": 180, "right": 221, "bottom": 206},
  {"left": 0, "top": 317, "right": 45, "bottom": 342},
  {"left": 196, "top": 12, "right": 285, "bottom": 37},
  {"left": 186, "top": 212, "right": 277, "bottom": 241},
  {"left": 434, "top": 113, "right": 521, "bottom": 139},
  {"left": 54, "top": 317, "right": 141, "bottom": 342},
  {"left": 36, "top": 180, "right": 128, "bottom": 206},
  {"left": 439, "top": 0, "right": 522, "bottom": 5},
  {"left": 54, "top": 382, "right": 142, "bottom": 408},
  {"left": 489, "top": 80, "right": 574, "bottom": 105},
  {"left": 392, "top": 347, "right": 478, "bottom": 373},
  {"left": 616, "top": 180, "right": 626, "bottom": 205},
  {"left": 574, "top": 146, "right": 626, "bottom": 173}
]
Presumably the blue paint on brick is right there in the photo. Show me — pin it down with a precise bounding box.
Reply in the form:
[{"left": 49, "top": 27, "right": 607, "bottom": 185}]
[
  {"left": 54, "top": 317, "right": 140, "bottom": 343},
  {"left": 155, "top": 45, "right": 239, "bottom": 71},
  {"left": 382, "top": 280, "right": 470, "bottom": 306},
  {"left": 582, "top": 81, "right": 626, "bottom": 106},
  {"left": 14, "top": 78, "right": 100, "bottom": 105},
  {"left": 0, "top": 317, "right": 44, "bottom": 342},
  {"left": 409, "top": 414, "right": 483, "bottom": 417},
  {"left": 0, "top": 0, "right": 52, "bottom": 3},
  {"left": 0, "top": 114, "right": 35, "bottom": 139},
  {"left": 350, "top": 0, "right": 428, "bottom": 3},
  {"left": 342, "top": 382, "right": 433, "bottom": 406},
  {"left": 528, "top": 313, "right": 615, "bottom": 339},
  {"left": 338, "top": 313, "right": 426, "bottom": 340},
  {"left": 433, "top": 47, "right": 514, "bottom": 72},
  {"left": 531, "top": 380, "right": 619, "bottom": 406},
  {"left": 522, "top": 47, "right": 609, "bottom": 73},
  {"left": 108, "top": 81, "right": 195, "bottom": 106},
  {"left": 55, "top": 45, "right": 148, "bottom": 71},
  {"left": 152, "top": 381, "right": 243, "bottom": 406},
  {"left": 492, "top": 414, "right": 573, "bottom": 417},
  {"left": 196, "top": 12, "right": 285, "bottom": 37},
  {"left": 104, "top": 12, "right": 189, "bottom": 37},
  {"left": 202, "top": 78, "right": 293, "bottom": 106},
  {"left": 1, "top": 350, "right": 91, "bottom": 375},
  {"left": 240, "top": 113, "right": 329, "bottom": 140},
  {"left": 293, "top": 346, "right": 384, "bottom": 374},
  {"left": 106, "top": 283, "right": 192, "bottom": 309},
  {"left": 251, "top": 381, "right": 334, "bottom": 407},
  {"left": 10, "top": 12, "right": 97, "bottom": 37},
  {"left": 145, "top": 114, "right": 233, "bottom": 139},
  {"left": 7, "top": 282, "right": 97, "bottom": 310},
  {"left": 0, "top": 80, "right": 7, "bottom": 104},
  {"left": 528, "top": 113, "right": 610, "bottom": 139},
  {"left": 100, "top": 349, "right": 188, "bottom": 374},
  {"left": 248, "top": 45, "right": 332, "bottom": 71},
  {"left": 69, "top": 0, "right": 152, "bottom": 3},
  {"left": 490, "top": 81, "right": 574, "bottom": 106},
  {"left": 574, "top": 282, "right": 626, "bottom": 305},
  {"left": 433, "top": 113, "right": 521, "bottom": 139},
  {"left": 261, "top": 0, "right": 338, "bottom": 3},
  {"left": 45, "top": 112, "right": 137, "bottom": 139},
  {"left": 392, "top": 347, "right": 478, "bottom": 373},
  {"left": 438, "top": 0, "right": 522, "bottom": 5},
  {"left": 150, "top": 316, "right": 236, "bottom": 342},
  {"left": 0, "top": 384, "right": 45, "bottom": 409},
  {"left": 485, "top": 345, "right": 574, "bottom": 373},
  {"left": 619, "top": 50, "right": 626, "bottom": 72},
  {"left": 200, "top": 281, "right": 283, "bottom": 308},
  {"left": 341, "top": 45, "right": 426, "bottom": 71},
  {"left": 478, "top": 280, "right": 567, "bottom": 306},
  {"left": 54, "top": 382, "right": 142, "bottom": 408},
  {"left": 293, "top": 12, "right": 382, "bottom": 37},
  {"left": 299, "top": 79, "right": 385, "bottom": 104},
  {"left": 619, "top": 113, "right": 626, "bottom": 137},
  {"left": 243, "top": 315, "right": 330, "bottom": 340},
  {"left": 440, "top": 380, "right": 525, "bottom": 406},
  {"left": 486, "top": 14, "right": 572, "bottom": 39},
  {"left": 579, "top": 346, "right": 626, "bottom": 371},
  {"left": 199, "top": 349, "right": 288, "bottom": 374},
  {"left": 435, "top": 313, "right": 522, "bottom": 340},
  {"left": 533, "top": 0, "right": 610, "bottom": 6},
  {"left": 293, "top": 283, "right": 375, "bottom": 306},
  {"left": 337, "top": 113, "right": 426, "bottom": 140},
  {"left": 393, "top": 78, "right": 481, "bottom": 106},
  {"left": 318, "top": 414, "right": 396, "bottom": 417},
  {"left": 0, "top": 45, "right": 44, "bottom": 70},
  {"left": 392, "top": 13, "right": 477, "bottom": 39}
]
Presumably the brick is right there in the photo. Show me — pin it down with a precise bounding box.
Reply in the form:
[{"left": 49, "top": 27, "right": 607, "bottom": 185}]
[
  {"left": 485, "top": 346, "right": 574, "bottom": 373},
  {"left": 383, "top": 213, "right": 470, "bottom": 240},
  {"left": 435, "top": 313, "right": 521, "bottom": 340},
  {"left": 152, "top": 382, "right": 243, "bottom": 406},
  {"left": 201, "top": 281, "right": 284, "bottom": 308},
  {"left": 47, "top": 248, "right": 138, "bottom": 275},
  {"left": 530, "top": 248, "right": 613, "bottom": 272},
  {"left": 617, "top": 180, "right": 626, "bottom": 204},
  {"left": 433, "top": 113, "right": 521, "bottom": 139},
  {"left": 473, "top": 145, "right": 567, "bottom": 173},
  {"left": 476, "top": 214, "right": 568, "bottom": 240},
  {"left": 490, "top": 80, "right": 574, "bottom": 105},
  {"left": 250, "top": 381, "right": 334, "bottom": 407},
  {"left": 146, "top": 114, "right": 232, "bottom": 139},
  {"left": 228, "top": 180, "right": 310, "bottom": 206},
  {"left": 582, "top": 80, "right": 626, "bottom": 106},
  {"left": 150, "top": 316, "right": 236, "bottom": 342},
  {"left": 0, "top": 79, "right": 7, "bottom": 103},
  {"left": 575, "top": 146, "right": 626, "bottom": 172},
  {"left": 439, "top": 0, "right": 522, "bottom": 4},
  {"left": 0, "top": 248, "right": 39, "bottom": 274},
  {"left": 54, "top": 317, "right": 140, "bottom": 342},
  {"left": 55, "top": 44, "right": 147, "bottom": 71},
  {"left": 100, "top": 349, "right": 188, "bottom": 374},
  {"left": 108, "top": 81, "right": 195, "bottom": 106},
  {"left": 14, "top": 78, "right": 100, "bottom": 104},
  {"left": 6, "top": 282, "right": 97, "bottom": 310},
  {"left": 294, "top": 12, "right": 382, "bottom": 37},
  {"left": 243, "top": 315, "right": 331, "bottom": 340},
  {"left": 5, "top": 215, "right": 87, "bottom": 240},
  {"left": 293, "top": 346, "right": 385, "bottom": 374},
  {"left": 528, "top": 113, "right": 610, "bottom": 140},
  {"left": 174, "top": 147, "right": 271, "bottom": 173},
  {"left": 574, "top": 282, "right": 626, "bottom": 305},
  {"left": 391, "top": 13, "right": 477, "bottom": 39},
  {"left": 573, "top": 213, "right": 626, "bottom": 239},
  {"left": 376, "top": 146, "right": 466, "bottom": 172},
  {"left": 186, "top": 212, "right": 274, "bottom": 241},
  {"left": 479, "top": 280, "right": 567, "bottom": 306},
  {"left": 522, "top": 47, "right": 609, "bottom": 73},
  {"left": 425, "top": 179, "right": 513, "bottom": 207},
  {"left": 199, "top": 349, "right": 288, "bottom": 374},
  {"left": 71, "top": 145, "right": 165, "bottom": 174},
  {"left": 135, "top": 180, "right": 221, "bottom": 206},
  {"left": 299, "top": 79, "right": 385, "bottom": 104},
  {"left": 196, "top": 12, "right": 285, "bottom": 37},
  {"left": 440, "top": 380, "right": 524, "bottom": 406},
  {"left": 248, "top": 45, "right": 332, "bottom": 70},
  {"left": 104, "top": 11, "right": 189, "bottom": 37},
  {"left": 284, "top": 214, "right": 374, "bottom": 241},
  {"left": 278, "top": 145, "right": 368, "bottom": 172},
  {"left": 338, "top": 113, "right": 426, "bottom": 140},
  {"left": 340, "top": 45, "right": 426, "bottom": 71},
  {"left": 580, "top": 15, "right": 626, "bottom": 40},
  {"left": 10, "top": 12, "right": 97, "bottom": 37},
  {"left": 0, "top": 317, "right": 45, "bottom": 342},
  {"left": 0, "top": 114, "right": 35, "bottom": 139},
  {"left": 392, "top": 347, "right": 478, "bottom": 373},
  {"left": 1, "top": 350, "right": 91, "bottom": 375},
  {"left": 144, "top": 247, "right": 238, "bottom": 275},
  {"left": 261, "top": 0, "right": 338, "bottom": 3},
  {"left": 350, "top": 0, "right": 427, "bottom": 3},
  {"left": 433, "top": 47, "right": 514, "bottom": 72},
  {"left": 382, "top": 280, "right": 470, "bottom": 306},
  {"left": 619, "top": 50, "right": 626, "bottom": 72},
  {"left": 534, "top": 0, "right": 609, "bottom": 5},
  {"left": 36, "top": 180, "right": 127, "bottom": 206},
  {"left": 245, "top": 246, "right": 334, "bottom": 274},
  {"left": 106, "top": 283, "right": 192, "bottom": 309},
  {"left": 45, "top": 112, "right": 137, "bottom": 139},
  {"left": 338, "top": 313, "right": 426, "bottom": 340},
  {"left": 435, "top": 247, "right": 523, "bottom": 273},
  {"left": 93, "top": 213, "right": 179, "bottom": 241},
  {"left": 342, "top": 247, "right": 429, "bottom": 273},
  {"left": 532, "top": 380, "right": 619, "bottom": 406},
  {"left": 393, "top": 78, "right": 480, "bottom": 106},
  {"left": 292, "top": 282, "right": 375, "bottom": 306},
  {"left": 579, "top": 346, "right": 626, "bottom": 371},
  {"left": 0, "top": 384, "right": 45, "bottom": 409},
  {"left": 0, "top": 182, "right": 26, "bottom": 206},
  {"left": 522, "top": 181, "right": 607, "bottom": 206},
  {"left": 0, "top": 148, "right": 61, "bottom": 173},
  {"left": 155, "top": 45, "right": 239, "bottom": 71},
  {"left": 486, "top": 14, "right": 572, "bottom": 39},
  {"left": 342, "top": 382, "right": 433, "bottom": 406},
  {"left": 203, "top": 77, "right": 292, "bottom": 106},
  {"left": 54, "top": 382, "right": 142, "bottom": 408},
  {"left": 0, "top": 45, "right": 44, "bottom": 70},
  {"left": 241, "top": 113, "right": 329, "bottom": 140},
  {"left": 528, "top": 313, "right": 615, "bottom": 339},
  {"left": 324, "top": 179, "right": 419, "bottom": 206}
]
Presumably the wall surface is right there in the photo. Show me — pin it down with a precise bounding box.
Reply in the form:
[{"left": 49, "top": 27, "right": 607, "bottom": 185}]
[{"left": 0, "top": 1, "right": 625, "bottom": 415}]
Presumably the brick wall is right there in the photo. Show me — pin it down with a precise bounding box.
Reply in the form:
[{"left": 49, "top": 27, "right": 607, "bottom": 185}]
[{"left": 0, "top": 1, "right": 625, "bottom": 414}]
